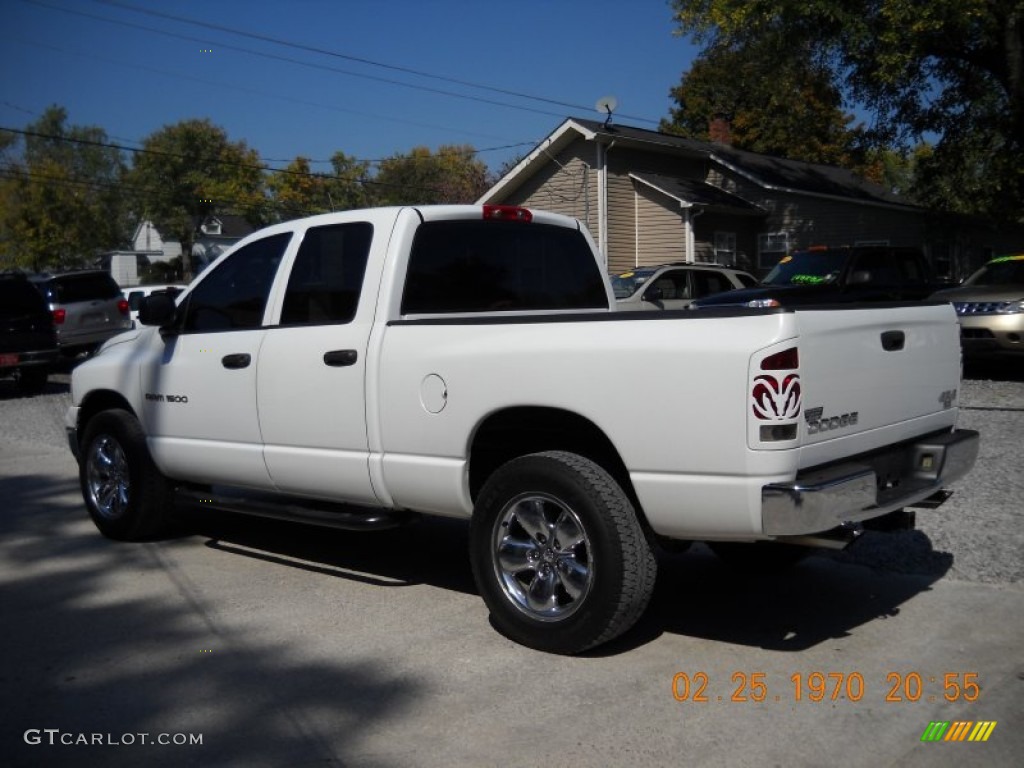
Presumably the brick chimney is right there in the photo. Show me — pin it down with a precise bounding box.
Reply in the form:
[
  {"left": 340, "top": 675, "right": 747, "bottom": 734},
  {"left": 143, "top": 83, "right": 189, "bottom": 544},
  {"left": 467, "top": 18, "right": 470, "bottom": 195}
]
[{"left": 708, "top": 116, "right": 732, "bottom": 145}]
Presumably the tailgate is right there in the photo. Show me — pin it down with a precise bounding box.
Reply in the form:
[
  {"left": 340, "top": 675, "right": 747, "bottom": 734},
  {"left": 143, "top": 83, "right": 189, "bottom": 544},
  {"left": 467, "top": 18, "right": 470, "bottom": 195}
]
[{"left": 792, "top": 303, "right": 962, "bottom": 465}]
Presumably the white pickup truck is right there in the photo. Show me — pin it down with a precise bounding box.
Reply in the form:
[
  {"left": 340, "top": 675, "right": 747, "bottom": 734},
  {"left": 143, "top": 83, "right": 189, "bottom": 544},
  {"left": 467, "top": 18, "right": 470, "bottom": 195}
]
[{"left": 66, "top": 205, "right": 978, "bottom": 654}]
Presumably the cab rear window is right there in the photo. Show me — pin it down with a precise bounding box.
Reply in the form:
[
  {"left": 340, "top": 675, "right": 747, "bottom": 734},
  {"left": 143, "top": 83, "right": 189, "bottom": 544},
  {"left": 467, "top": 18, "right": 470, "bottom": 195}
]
[{"left": 402, "top": 220, "right": 608, "bottom": 314}]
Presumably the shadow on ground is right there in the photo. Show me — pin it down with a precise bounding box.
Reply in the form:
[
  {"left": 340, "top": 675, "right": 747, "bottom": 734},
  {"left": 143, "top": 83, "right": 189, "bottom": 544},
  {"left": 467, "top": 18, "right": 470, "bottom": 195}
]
[
  {"left": 0, "top": 467, "right": 956, "bottom": 768},
  {"left": 175, "top": 502, "right": 950, "bottom": 659},
  {"left": 963, "top": 356, "right": 1024, "bottom": 382},
  {"left": 0, "top": 474, "right": 423, "bottom": 768}
]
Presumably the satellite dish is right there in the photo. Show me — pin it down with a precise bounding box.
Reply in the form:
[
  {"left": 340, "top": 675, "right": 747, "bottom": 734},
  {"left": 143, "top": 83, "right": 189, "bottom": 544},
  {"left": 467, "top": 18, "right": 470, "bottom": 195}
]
[{"left": 595, "top": 96, "right": 618, "bottom": 127}]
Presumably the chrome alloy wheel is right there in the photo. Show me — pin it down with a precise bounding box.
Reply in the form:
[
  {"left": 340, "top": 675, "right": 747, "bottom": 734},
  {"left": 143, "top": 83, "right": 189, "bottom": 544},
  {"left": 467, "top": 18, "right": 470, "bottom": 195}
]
[
  {"left": 492, "top": 492, "right": 594, "bottom": 621},
  {"left": 85, "top": 434, "right": 130, "bottom": 521}
]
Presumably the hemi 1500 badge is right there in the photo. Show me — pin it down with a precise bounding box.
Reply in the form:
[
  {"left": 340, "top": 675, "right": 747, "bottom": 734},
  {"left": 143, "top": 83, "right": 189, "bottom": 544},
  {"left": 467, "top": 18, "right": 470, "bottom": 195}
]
[{"left": 145, "top": 393, "right": 189, "bottom": 403}]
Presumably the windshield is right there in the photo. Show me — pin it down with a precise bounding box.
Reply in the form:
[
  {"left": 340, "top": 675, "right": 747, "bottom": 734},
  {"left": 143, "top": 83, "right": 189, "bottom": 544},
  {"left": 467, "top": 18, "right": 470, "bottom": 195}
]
[
  {"left": 965, "top": 255, "right": 1024, "bottom": 286},
  {"left": 762, "top": 250, "right": 848, "bottom": 286},
  {"left": 610, "top": 269, "right": 656, "bottom": 299}
]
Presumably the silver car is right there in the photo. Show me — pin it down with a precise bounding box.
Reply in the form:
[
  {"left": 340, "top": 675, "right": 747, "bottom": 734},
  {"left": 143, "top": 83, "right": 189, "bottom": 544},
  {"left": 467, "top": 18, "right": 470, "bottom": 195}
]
[
  {"left": 31, "top": 271, "right": 132, "bottom": 356},
  {"left": 611, "top": 263, "right": 758, "bottom": 310},
  {"left": 929, "top": 254, "right": 1024, "bottom": 358}
]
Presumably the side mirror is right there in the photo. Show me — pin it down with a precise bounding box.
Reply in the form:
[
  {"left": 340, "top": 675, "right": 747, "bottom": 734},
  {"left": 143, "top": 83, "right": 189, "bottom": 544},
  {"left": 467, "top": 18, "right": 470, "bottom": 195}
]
[
  {"left": 642, "top": 286, "right": 664, "bottom": 302},
  {"left": 138, "top": 293, "right": 178, "bottom": 327}
]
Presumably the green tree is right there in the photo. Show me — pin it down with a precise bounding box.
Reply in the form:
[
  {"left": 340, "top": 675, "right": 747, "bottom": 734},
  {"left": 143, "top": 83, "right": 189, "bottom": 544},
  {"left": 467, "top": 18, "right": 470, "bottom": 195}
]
[
  {"left": 669, "top": 0, "right": 1024, "bottom": 222},
  {"left": 325, "top": 150, "right": 373, "bottom": 211},
  {"left": 267, "top": 151, "right": 372, "bottom": 222},
  {"left": 0, "top": 106, "right": 127, "bottom": 272},
  {"left": 127, "top": 119, "right": 266, "bottom": 279},
  {"left": 661, "top": 39, "right": 864, "bottom": 167},
  {"left": 371, "top": 145, "right": 491, "bottom": 206},
  {"left": 267, "top": 156, "right": 330, "bottom": 220}
]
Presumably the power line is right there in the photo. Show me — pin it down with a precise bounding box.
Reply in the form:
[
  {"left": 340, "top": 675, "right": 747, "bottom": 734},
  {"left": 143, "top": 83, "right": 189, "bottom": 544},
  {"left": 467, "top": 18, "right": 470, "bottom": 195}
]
[
  {"left": 0, "top": 126, "right": 495, "bottom": 197},
  {"left": 23, "top": 0, "right": 588, "bottom": 123},
  {"left": 0, "top": 165, "right": 330, "bottom": 218},
  {"left": 92, "top": 0, "right": 659, "bottom": 125},
  {"left": 1, "top": 95, "right": 533, "bottom": 167}
]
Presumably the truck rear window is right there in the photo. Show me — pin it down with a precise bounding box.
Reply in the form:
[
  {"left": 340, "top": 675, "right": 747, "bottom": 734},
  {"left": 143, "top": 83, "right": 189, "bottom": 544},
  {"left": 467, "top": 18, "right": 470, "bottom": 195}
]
[{"left": 402, "top": 220, "right": 608, "bottom": 314}]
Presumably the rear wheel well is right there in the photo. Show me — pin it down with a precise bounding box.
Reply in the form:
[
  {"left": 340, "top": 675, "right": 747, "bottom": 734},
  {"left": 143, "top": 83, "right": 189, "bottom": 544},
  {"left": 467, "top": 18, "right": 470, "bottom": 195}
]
[{"left": 469, "top": 407, "right": 641, "bottom": 515}]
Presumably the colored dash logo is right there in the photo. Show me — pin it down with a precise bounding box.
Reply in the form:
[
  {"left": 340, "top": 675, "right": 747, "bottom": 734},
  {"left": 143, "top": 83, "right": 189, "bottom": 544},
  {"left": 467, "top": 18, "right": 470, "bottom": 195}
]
[{"left": 921, "top": 721, "right": 997, "bottom": 742}]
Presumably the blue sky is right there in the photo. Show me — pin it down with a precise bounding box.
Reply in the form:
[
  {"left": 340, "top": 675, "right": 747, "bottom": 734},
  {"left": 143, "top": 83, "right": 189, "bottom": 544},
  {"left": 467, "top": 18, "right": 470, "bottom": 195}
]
[{"left": 2, "top": 0, "right": 700, "bottom": 174}]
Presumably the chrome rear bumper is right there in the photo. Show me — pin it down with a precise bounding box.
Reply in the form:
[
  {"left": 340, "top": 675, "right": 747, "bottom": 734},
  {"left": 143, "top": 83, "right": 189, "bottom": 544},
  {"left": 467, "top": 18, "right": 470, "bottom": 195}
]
[{"left": 762, "top": 429, "right": 979, "bottom": 536}]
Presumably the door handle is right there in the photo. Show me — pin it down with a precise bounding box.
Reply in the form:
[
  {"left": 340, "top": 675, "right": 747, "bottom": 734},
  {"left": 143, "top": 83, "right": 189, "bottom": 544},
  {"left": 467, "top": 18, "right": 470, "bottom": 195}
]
[
  {"left": 222, "top": 353, "right": 252, "bottom": 369},
  {"left": 880, "top": 331, "right": 905, "bottom": 351},
  {"left": 324, "top": 349, "right": 358, "bottom": 367}
]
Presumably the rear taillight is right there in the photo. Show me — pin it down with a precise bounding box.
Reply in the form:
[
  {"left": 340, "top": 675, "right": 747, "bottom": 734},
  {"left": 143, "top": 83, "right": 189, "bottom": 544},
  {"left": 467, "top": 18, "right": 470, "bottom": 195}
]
[
  {"left": 482, "top": 205, "right": 532, "bottom": 222},
  {"left": 751, "top": 346, "right": 801, "bottom": 443},
  {"left": 760, "top": 347, "right": 799, "bottom": 370},
  {"left": 117, "top": 299, "right": 129, "bottom": 315},
  {"left": 52, "top": 309, "right": 66, "bottom": 325}
]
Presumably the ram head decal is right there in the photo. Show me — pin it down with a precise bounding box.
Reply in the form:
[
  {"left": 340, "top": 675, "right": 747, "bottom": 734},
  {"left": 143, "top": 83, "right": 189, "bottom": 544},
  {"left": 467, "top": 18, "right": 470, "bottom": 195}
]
[{"left": 752, "top": 374, "right": 801, "bottom": 421}]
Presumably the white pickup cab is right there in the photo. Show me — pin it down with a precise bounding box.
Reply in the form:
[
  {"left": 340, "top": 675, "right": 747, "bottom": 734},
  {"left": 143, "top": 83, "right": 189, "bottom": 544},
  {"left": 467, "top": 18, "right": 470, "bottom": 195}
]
[{"left": 66, "top": 205, "right": 978, "bottom": 654}]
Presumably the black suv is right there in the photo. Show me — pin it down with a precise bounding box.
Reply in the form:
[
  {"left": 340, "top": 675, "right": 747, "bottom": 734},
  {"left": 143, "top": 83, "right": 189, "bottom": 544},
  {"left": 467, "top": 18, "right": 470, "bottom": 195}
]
[
  {"left": 30, "top": 271, "right": 131, "bottom": 356},
  {"left": 0, "top": 272, "right": 59, "bottom": 394}
]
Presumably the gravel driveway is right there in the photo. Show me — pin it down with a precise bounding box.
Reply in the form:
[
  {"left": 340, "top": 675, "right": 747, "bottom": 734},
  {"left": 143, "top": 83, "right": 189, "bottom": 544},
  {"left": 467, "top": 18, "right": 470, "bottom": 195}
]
[{"left": 823, "top": 360, "right": 1024, "bottom": 585}]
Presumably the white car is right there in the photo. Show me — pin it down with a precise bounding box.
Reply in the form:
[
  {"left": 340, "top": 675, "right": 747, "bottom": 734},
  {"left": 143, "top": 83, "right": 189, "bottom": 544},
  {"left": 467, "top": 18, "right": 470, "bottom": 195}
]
[{"left": 612, "top": 263, "right": 758, "bottom": 310}]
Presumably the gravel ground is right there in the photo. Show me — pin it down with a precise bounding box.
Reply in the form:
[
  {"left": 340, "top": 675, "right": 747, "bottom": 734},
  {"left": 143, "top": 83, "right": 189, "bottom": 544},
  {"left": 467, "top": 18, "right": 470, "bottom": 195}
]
[
  {"left": 2, "top": 360, "right": 1022, "bottom": 587},
  {"left": 826, "top": 358, "right": 1024, "bottom": 585}
]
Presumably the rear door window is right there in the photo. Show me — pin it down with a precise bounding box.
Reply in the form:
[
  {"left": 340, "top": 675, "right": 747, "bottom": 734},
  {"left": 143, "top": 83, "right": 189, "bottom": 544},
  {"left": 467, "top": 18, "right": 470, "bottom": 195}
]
[
  {"left": 279, "top": 222, "right": 373, "bottom": 325},
  {"left": 402, "top": 220, "right": 607, "bottom": 314},
  {"left": 691, "top": 270, "right": 734, "bottom": 297}
]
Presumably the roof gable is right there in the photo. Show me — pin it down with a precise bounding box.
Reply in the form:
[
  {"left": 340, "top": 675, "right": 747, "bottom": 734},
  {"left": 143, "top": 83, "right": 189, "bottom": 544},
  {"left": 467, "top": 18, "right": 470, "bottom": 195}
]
[
  {"left": 631, "top": 172, "right": 764, "bottom": 215},
  {"left": 480, "top": 117, "right": 920, "bottom": 211}
]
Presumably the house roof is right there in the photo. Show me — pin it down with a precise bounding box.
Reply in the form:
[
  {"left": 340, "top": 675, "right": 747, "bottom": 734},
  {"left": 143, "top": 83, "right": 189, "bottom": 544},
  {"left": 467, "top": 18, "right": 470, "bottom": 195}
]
[
  {"left": 479, "top": 117, "right": 920, "bottom": 211},
  {"left": 630, "top": 172, "right": 765, "bottom": 215}
]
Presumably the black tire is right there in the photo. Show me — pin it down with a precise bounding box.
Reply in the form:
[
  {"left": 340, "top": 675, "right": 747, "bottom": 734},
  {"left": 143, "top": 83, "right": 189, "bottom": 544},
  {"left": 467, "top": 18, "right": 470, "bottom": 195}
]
[
  {"left": 16, "top": 367, "right": 48, "bottom": 395},
  {"left": 469, "top": 451, "right": 657, "bottom": 654},
  {"left": 79, "top": 409, "right": 173, "bottom": 541},
  {"left": 707, "top": 541, "right": 808, "bottom": 573}
]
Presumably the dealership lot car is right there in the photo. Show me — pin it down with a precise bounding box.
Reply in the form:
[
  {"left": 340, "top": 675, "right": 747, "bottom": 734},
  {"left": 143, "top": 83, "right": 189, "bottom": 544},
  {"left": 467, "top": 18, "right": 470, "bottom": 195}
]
[
  {"left": 611, "top": 263, "right": 758, "bottom": 310},
  {"left": 30, "top": 271, "right": 132, "bottom": 356},
  {"left": 930, "top": 254, "right": 1024, "bottom": 357},
  {"left": 0, "top": 272, "right": 59, "bottom": 394}
]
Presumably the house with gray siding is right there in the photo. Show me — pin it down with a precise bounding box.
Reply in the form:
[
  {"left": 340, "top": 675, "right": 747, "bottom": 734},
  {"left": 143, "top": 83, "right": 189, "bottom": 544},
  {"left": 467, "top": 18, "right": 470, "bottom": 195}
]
[{"left": 479, "top": 118, "right": 1014, "bottom": 279}]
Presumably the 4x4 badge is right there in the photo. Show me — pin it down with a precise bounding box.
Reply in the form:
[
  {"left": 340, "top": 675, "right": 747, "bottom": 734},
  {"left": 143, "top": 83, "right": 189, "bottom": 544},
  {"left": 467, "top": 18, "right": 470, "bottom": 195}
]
[{"left": 938, "top": 389, "right": 957, "bottom": 409}]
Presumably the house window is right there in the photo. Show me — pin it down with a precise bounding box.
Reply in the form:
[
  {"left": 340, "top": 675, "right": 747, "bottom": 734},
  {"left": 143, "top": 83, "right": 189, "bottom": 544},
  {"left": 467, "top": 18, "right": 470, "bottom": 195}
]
[
  {"left": 758, "top": 232, "right": 789, "bottom": 270},
  {"left": 713, "top": 231, "right": 736, "bottom": 265},
  {"left": 204, "top": 218, "right": 222, "bottom": 236}
]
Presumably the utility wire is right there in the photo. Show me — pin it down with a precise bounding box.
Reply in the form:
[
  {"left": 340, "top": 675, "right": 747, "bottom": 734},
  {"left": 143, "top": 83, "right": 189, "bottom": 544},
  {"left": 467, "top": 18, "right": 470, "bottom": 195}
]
[
  {"left": 3, "top": 126, "right": 460, "bottom": 190},
  {"left": 24, "top": 0, "right": 581, "bottom": 122},
  {"left": 0, "top": 127, "right": 490, "bottom": 197},
  {"left": 1, "top": 96, "right": 534, "bottom": 166},
  {"left": 3, "top": 34, "right": 529, "bottom": 148},
  {"left": 92, "top": 0, "right": 659, "bottom": 125}
]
